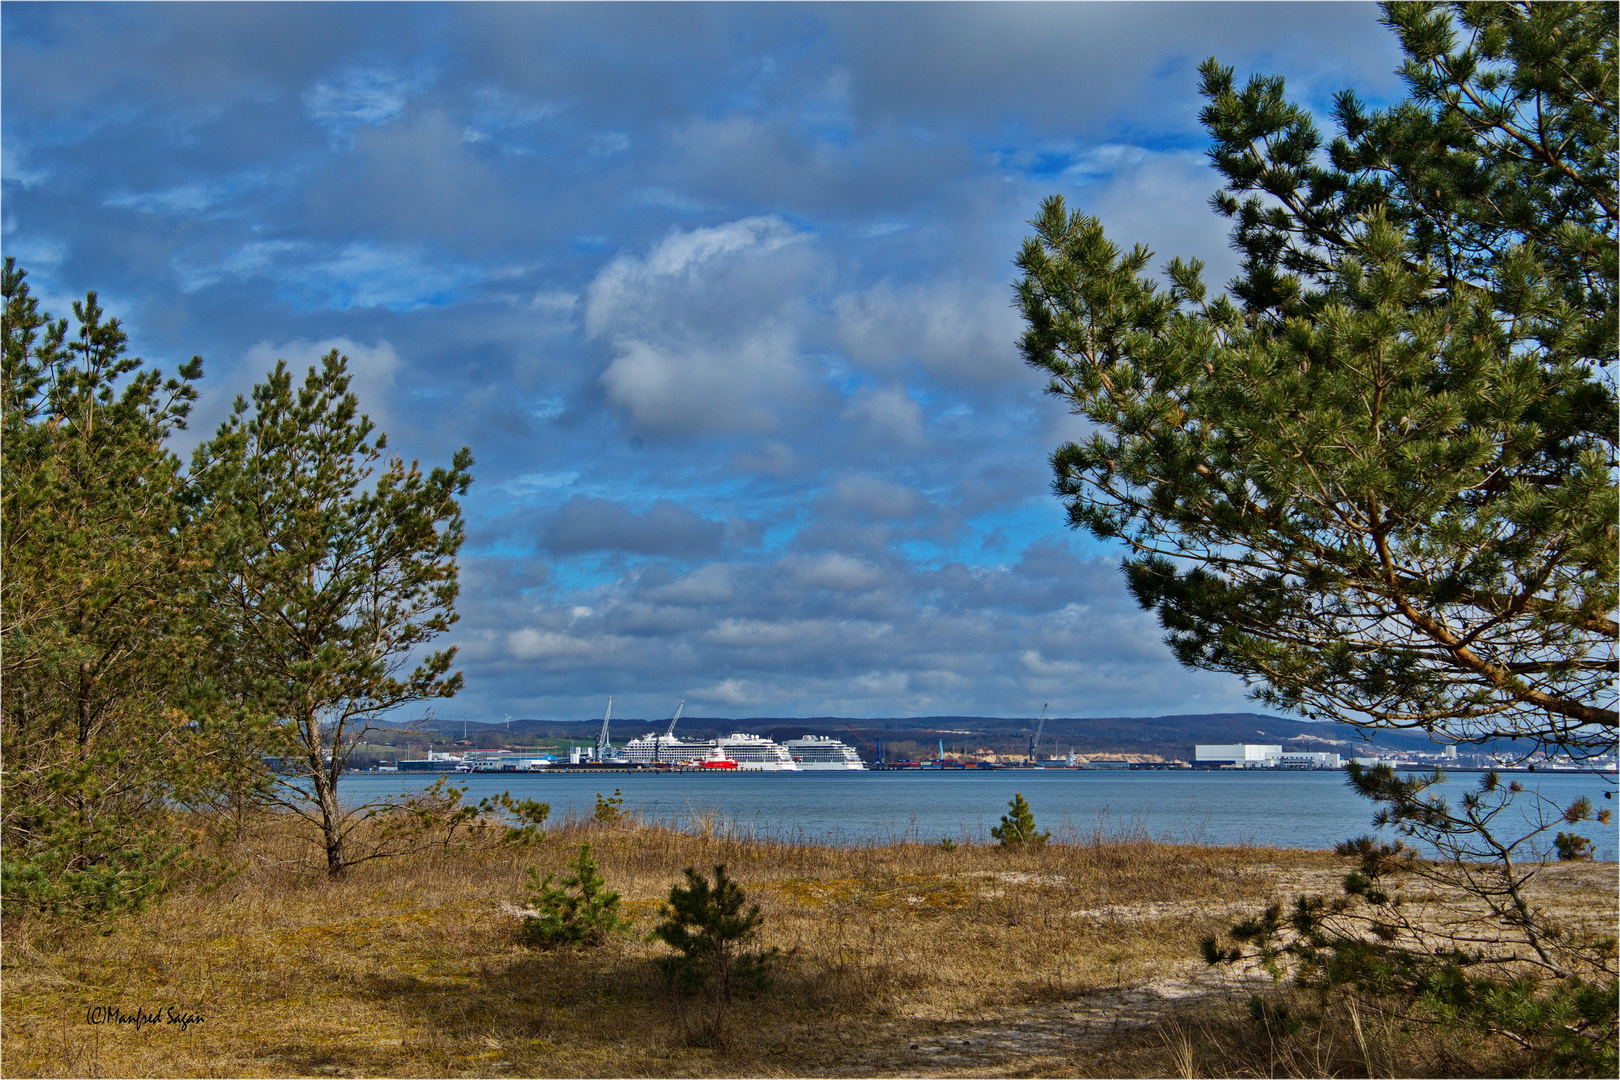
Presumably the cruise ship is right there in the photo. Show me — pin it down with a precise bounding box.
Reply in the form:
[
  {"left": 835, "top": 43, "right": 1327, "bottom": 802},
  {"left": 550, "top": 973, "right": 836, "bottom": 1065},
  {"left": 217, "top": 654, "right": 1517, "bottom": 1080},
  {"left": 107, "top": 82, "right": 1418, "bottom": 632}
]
[
  {"left": 620, "top": 732, "right": 698, "bottom": 765},
  {"left": 620, "top": 732, "right": 800, "bottom": 770},
  {"left": 784, "top": 735, "right": 866, "bottom": 770},
  {"left": 713, "top": 733, "right": 799, "bottom": 770}
]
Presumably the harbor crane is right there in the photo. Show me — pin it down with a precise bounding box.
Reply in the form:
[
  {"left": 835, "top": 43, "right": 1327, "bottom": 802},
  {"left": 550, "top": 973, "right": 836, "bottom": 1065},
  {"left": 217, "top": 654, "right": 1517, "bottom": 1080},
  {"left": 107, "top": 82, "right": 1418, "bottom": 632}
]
[
  {"left": 1027, "top": 704, "right": 1048, "bottom": 764},
  {"left": 843, "top": 723, "right": 884, "bottom": 765},
  {"left": 654, "top": 700, "right": 685, "bottom": 764},
  {"left": 595, "top": 697, "right": 614, "bottom": 760}
]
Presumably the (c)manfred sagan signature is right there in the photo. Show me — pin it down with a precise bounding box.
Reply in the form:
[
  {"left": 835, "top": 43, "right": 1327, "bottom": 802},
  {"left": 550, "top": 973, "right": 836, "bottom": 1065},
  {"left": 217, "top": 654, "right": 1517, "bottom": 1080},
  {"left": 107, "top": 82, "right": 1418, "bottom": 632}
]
[{"left": 86, "top": 1005, "right": 205, "bottom": 1032}]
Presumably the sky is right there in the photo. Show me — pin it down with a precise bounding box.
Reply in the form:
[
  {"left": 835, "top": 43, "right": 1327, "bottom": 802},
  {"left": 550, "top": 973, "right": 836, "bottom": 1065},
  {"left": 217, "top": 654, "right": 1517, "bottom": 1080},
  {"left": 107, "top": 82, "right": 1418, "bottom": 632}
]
[{"left": 2, "top": 2, "right": 1408, "bottom": 724}]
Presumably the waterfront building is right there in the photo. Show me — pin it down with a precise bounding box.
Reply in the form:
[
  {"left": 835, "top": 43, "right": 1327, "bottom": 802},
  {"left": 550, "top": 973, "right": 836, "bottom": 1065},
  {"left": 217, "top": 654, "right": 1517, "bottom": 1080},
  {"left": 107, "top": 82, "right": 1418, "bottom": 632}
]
[
  {"left": 1279, "top": 751, "right": 1343, "bottom": 769},
  {"left": 1194, "top": 744, "right": 1284, "bottom": 768}
]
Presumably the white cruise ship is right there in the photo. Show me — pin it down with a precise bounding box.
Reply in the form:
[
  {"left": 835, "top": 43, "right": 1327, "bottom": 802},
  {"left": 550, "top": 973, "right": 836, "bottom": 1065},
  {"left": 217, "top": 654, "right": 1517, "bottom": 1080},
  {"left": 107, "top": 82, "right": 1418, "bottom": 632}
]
[
  {"left": 620, "top": 732, "right": 799, "bottom": 770},
  {"left": 620, "top": 733, "right": 707, "bottom": 765},
  {"left": 714, "top": 733, "right": 799, "bottom": 770},
  {"left": 784, "top": 735, "right": 866, "bottom": 770}
]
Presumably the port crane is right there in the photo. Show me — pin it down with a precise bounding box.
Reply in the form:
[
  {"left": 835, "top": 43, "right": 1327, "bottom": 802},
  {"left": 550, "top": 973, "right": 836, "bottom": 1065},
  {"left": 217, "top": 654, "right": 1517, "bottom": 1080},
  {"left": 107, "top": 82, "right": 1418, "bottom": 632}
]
[
  {"left": 843, "top": 723, "right": 883, "bottom": 765},
  {"left": 595, "top": 697, "right": 614, "bottom": 760},
  {"left": 654, "top": 700, "right": 685, "bottom": 764},
  {"left": 1027, "top": 704, "right": 1048, "bottom": 764}
]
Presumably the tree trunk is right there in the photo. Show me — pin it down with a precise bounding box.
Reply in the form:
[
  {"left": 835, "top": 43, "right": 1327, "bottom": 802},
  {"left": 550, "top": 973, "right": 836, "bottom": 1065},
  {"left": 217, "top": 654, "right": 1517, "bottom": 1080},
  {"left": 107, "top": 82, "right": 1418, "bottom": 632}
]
[
  {"left": 317, "top": 783, "right": 345, "bottom": 878},
  {"left": 308, "top": 752, "right": 346, "bottom": 879}
]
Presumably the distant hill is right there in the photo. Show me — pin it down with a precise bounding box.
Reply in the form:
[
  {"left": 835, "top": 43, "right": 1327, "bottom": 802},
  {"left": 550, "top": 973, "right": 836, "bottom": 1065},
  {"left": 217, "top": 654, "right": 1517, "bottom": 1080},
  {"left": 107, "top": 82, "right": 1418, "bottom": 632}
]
[{"left": 403, "top": 711, "right": 1482, "bottom": 760}]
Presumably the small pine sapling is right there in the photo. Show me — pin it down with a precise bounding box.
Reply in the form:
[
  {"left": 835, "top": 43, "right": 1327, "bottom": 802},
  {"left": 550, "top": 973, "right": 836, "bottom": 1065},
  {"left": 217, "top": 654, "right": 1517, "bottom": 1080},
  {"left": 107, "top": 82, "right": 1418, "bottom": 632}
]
[
  {"left": 991, "top": 792, "right": 1050, "bottom": 849},
  {"left": 592, "top": 788, "right": 627, "bottom": 825},
  {"left": 521, "top": 843, "right": 630, "bottom": 948},
  {"left": 651, "top": 864, "right": 774, "bottom": 1043},
  {"left": 1554, "top": 832, "right": 1594, "bottom": 862}
]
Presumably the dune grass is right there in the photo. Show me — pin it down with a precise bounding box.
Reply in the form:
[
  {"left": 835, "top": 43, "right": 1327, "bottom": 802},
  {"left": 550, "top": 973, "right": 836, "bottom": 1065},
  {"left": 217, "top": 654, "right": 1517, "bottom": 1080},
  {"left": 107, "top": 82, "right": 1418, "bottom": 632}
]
[{"left": 3, "top": 806, "right": 1614, "bottom": 1078}]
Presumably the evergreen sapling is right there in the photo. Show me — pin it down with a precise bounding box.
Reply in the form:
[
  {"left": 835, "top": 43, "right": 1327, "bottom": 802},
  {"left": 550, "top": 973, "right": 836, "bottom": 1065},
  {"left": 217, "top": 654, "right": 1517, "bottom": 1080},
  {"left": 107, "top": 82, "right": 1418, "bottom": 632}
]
[
  {"left": 992, "top": 793, "right": 1050, "bottom": 850},
  {"left": 522, "top": 843, "right": 630, "bottom": 948},
  {"left": 651, "top": 864, "right": 774, "bottom": 1042}
]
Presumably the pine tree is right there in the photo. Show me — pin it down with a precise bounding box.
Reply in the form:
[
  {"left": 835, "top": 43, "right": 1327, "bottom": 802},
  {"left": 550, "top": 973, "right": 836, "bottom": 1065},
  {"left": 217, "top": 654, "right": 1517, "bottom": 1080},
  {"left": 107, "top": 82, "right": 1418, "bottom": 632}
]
[
  {"left": 1016, "top": 1, "right": 1615, "bottom": 755},
  {"left": 1014, "top": 3, "right": 1616, "bottom": 1061},
  {"left": 522, "top": 843, "right": 631, "bottom": 948},
  {"left": 1, "top": 260, "right": 271, "bottom": 917},
  {"left": 991, "top": 793, "right": 1050, "bottom": 850},
  {"left": 651, "top": 864, "right": 772, "bottom": 1042},
  {"left": 191, "top": 352, "right": 473, "bottom": 878}
]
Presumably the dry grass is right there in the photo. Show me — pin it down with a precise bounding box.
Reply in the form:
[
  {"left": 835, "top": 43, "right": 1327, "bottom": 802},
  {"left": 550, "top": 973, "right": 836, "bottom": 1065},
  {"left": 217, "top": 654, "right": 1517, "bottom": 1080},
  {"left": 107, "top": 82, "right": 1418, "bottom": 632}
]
[{"left": 2, "top": 809, "right": 1614, "bottom": 1078}]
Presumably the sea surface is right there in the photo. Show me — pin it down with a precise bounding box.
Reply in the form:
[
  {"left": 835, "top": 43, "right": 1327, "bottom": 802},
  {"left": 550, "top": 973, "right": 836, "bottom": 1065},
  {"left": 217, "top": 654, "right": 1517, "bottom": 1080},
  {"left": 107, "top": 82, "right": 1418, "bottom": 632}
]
[{"left": 330, "top": 768, "right": 1617, "bottom": 860}]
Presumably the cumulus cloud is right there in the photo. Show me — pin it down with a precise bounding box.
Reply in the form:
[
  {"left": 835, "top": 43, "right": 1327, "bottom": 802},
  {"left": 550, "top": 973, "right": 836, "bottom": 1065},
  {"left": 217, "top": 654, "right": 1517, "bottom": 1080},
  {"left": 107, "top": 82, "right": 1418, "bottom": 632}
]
[
  {"left": 456, "top": 534, "right": 1252, "bottom": 720},
  {"left": 585, "top": 216, "right": 826, "bottom": 435},
  {"left": 242, "top": 335, "right": 399, "bottom": 400},
  {"left": 821, "top": 3, "right": 1403, "bottom": 135},
  {"left": 788, "top": 552, "right": 888, "bottom": 592},
  {"left": 174, "top": 335, "right": 404, "bottom": 456},
  {"left": 840, "top": 384, "right": 925, "bottom": 446},
  {"left": 644, "top": 564, "right": 737, "bottom": 605},
  {"left": 834, "top": 277, "right": 1022, "bottom": 383},
  {"left": 828, "top": 474, "right": 931, "bottom": 523}
]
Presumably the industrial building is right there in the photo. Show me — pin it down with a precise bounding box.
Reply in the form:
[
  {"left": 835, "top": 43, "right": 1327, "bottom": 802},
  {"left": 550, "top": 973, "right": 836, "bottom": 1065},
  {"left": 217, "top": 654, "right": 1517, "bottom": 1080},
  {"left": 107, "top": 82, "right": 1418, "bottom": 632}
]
[
  {"left": 1193, "top": 744, "right": 1283, "bottom": 768},
  {"left": 1193, "top": 744, "right": 1346, "bottom": 769},
  {"left": 1279, "top": 751, "right": 1343, "bottom": 769}
]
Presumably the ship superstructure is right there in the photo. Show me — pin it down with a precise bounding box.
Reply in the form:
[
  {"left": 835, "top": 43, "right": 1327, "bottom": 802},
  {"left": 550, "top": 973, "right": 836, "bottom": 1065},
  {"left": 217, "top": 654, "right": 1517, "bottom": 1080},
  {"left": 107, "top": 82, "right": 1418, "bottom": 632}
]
[
  {"left": 620, "top": 727, "right": 804, "bottom": 771},
  {"left": 713, "top": 733, "right": 798, "bottom": 770},
  {"left": 784, "top": 734, "right": 866, "bottom": 770}
]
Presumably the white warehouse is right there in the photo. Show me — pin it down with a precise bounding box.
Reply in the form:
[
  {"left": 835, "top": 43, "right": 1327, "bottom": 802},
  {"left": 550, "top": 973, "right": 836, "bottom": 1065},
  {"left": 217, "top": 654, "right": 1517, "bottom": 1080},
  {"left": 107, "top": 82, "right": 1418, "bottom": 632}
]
[
  {"left": 1195, "top": 743, "right": 1283, "bottom": 768},
  {"left": 1280, "top": 751, "right": 1343, "bottom": 769}
]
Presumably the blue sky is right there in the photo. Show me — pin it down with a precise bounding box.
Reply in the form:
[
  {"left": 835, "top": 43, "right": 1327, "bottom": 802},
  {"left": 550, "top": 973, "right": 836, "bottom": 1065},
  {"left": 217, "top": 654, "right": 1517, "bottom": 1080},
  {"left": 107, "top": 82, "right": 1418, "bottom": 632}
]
[{"left": 3, "top": 2, "right": 1406, "bottom": 723}]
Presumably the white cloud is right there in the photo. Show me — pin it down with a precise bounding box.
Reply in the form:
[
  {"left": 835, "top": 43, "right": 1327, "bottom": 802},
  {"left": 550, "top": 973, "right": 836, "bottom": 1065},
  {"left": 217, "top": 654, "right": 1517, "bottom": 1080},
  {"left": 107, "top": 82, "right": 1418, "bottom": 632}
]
[
  {"left": 1, "top": 233, "right": 68, "bottom": 271},
  {"left": 173, "top": 336, "right": 404, "bottom": 458},
  {"left": 107, "top": 181, "right": 232, "bottom": 215},
  {"left": 1084, "top": 148, "right": 1241, "bottom": 293},
  {"left": 829, "top": 474, "right": 929, "bottom": 521},
  {"left": 585, "top": 216, "right": 826, "bottom": 435},
  {"left": 834, "top": 277, "right": 1022, "bottom": 383},
  {"left": 312, "top": 243, "right": 482, "bottom": 309},
  {"left": 584, "top": 216, "right": 806, "bottom": 334},
  {"left": 1, "top": 141, "right": 50, "bottom": 188},
  {"left": 841, "top": 384, "right": 925, "bottom": 446},
  {"left": 790, "top": 553, "right": 887, "bottom": 592},
  {"left": 730, "top": 439, "right": 799, "bottom": 479},
  {"left": 507, "top": 627, "right": 600, "bottom": 662},
  {"left": 646, "top": 564, "right": 737, "bottom": 604},
  {"left": 699, "top": 678, "right": 761, "bottom": 707},
  {"left": 305, "top": 67, "right": 421, "bottom": 130}
]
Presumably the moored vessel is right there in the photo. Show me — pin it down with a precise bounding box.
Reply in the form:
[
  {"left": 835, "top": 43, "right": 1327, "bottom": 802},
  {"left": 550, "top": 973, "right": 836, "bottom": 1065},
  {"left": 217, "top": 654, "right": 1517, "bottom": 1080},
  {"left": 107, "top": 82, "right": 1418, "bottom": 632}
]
[
  {"left": 619, "top": 704, "right": 799, "bottom": 770},
  {"left": 712, "top": 733, "right": 799, "bottom": 770},
  {"left": 784, "top": 734, "right": 866, "bottom": 770}
]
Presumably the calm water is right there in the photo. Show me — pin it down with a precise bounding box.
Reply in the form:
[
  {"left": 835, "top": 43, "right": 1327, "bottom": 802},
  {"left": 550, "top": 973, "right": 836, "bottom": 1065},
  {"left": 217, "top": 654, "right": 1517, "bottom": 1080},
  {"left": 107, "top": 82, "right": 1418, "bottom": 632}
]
[{"left": 331, "top": 768, "right": 1618, "bottom": 860}]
